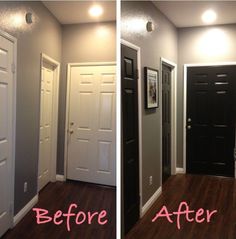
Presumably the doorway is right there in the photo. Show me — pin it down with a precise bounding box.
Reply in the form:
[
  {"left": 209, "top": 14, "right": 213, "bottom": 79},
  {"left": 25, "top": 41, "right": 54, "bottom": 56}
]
[
  {"left": 184, "top": 64, "right": 236, "bottom": 177},
  {"left": 160, "top": 58, "right": 177, "bottom": 184},
  {"left": 38, "top": 54, "right": 60, "bottom": 191},
  {"left": 121, "top": 42, "right": 140, "bottom": 234},
  {"left": 0, "top": 30, "right": 16, "bottom": 237},
  {"left": 65, "top": 62, "right": 116, "bottom": 186},
  {"left": 162, "top": 64, "right": 172, "bottom": 183}
]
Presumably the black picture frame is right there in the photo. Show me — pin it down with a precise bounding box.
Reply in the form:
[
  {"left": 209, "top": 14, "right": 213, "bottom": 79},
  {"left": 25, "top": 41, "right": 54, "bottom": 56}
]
[{"left": 144, "top": 67, "right": 159, "bottom": 109}]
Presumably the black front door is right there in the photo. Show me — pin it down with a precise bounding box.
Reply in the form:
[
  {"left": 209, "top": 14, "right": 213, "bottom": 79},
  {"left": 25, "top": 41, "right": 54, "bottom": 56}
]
[
  {"left": 187, "top": 65, "right": 236, "bottom": 177},
  {"left": 121, "top": 44, "right": 139, "bottom": 234},
  {"left": 162, "top": 64, "right": 172, "bottom": 183}
]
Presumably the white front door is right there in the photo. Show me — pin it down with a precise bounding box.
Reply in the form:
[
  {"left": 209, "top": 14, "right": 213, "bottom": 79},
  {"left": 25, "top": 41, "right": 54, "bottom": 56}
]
[
  {"left": 67, "top": 63, "right": 116, "bottom": 186},
  {"left": 0, "top": 34, "right": 14, "bottom": 237},
  {"left": 38, "top": 66, "right": 54, "bottom": 191}
]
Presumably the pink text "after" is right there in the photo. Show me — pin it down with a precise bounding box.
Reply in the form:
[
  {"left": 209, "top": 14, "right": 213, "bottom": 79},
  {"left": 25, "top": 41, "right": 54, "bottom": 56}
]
[{"left": 152, "top": 201, "right": 217, "bottom": 229}]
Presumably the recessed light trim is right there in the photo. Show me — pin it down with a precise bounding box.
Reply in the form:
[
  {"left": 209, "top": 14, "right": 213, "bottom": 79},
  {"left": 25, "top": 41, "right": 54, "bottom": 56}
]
[
  {"left": 89, "top": 5, "right": 103, "bottom": 17},
  {"left": 202, "top": 9, "right": 217, "bottom": 24}
]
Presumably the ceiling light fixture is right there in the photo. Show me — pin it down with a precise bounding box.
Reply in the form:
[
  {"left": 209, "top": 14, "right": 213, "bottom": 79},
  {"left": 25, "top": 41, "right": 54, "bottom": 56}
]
[
  {"left": 89, "top": 5, "right": 103, "bottom": 17},
  {"left": 202, "top": 9, "right": 217, "bottom": 24}
]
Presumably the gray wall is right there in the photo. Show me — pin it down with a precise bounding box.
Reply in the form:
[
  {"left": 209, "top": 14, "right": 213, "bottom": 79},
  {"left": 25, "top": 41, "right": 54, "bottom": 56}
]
[
  {"left": 57, "top": 21, "right": 116, "bottom": 174},
  {"left": 121, "top": 1, "right": 178, "bottom": 205},
  {"left": 0, "top": 1, "right": 62, "bottom": 214},
  {"left": 177, "top": 24, "right": 236, "bottom": 167}
]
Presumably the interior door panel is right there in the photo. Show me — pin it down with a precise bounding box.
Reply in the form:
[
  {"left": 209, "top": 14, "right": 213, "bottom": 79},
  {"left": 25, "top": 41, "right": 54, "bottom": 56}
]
[
  {"left": 187, "top": 66, "right": 236, "bottom": 177},
  {"left": 67, "top": 64, "right": 116, "bottom": 186},
  {"left": 121, "top": 44, "right": 139, "bottom": 234}
]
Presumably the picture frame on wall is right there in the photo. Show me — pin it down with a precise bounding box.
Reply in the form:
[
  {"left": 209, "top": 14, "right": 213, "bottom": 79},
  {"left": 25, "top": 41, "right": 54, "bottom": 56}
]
[{"left": 144, "top": 67, "right": 159, "bottom": 109}]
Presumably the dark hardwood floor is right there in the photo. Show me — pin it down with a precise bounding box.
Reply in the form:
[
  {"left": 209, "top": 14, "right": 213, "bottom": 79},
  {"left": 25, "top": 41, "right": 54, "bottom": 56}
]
[
  {"left": 125, "top": 174, "right": 236, "bottom": 239},
  {"left": 3, "top": 181, "right": 116, "bottom": 239}
]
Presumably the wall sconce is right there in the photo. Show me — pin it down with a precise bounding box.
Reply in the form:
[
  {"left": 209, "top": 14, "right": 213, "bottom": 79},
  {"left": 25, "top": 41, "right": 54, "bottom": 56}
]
[
  {"left": 146, "top": 21, "right": 154, "bottom": 32},
  {"left": 25, "top": 12, "right": 33, "bottom": 24}
]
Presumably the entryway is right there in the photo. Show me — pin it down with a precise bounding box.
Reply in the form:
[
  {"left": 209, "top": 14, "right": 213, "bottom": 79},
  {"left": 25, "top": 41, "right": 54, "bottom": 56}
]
[
  {"left": 38, "top": 54, "right": 60, "bottom": 191},
  {"left": 185, "top": 64, "right": 236, "bottom": 177},
  {"left": 65, "top": 63, "right": 116, "bottom": 186}
]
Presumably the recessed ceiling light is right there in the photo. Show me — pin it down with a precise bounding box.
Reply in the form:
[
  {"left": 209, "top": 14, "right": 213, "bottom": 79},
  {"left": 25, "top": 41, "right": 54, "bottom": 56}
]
[
  {"left": 89, "top": 5, "right": 103, "bottom": 17},
  {"left": 202, "top": 9, "right": 217, "bottom": 24}
]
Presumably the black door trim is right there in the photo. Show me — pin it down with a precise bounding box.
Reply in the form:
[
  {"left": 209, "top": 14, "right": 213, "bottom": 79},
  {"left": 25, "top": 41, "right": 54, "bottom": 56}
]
[{"left": 183, "top": 62, "right": 236, "bottom": 177}]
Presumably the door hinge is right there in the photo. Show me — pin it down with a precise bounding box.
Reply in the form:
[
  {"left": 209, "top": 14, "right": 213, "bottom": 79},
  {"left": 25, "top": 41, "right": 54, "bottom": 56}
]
[{"left": 11, "top": 62, "right": 16, "bottom": 74}]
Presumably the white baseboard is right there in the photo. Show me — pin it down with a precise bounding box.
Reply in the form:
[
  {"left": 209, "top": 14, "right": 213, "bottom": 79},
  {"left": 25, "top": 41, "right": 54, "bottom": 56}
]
[
  {"left": 176, "top": 168, "right": 185, "bottom": 174},
  {"left": 13, "top": 194, "right": 38, "bottom": 226},
  {"left": 56, "top": 174, "right": 65, "bottom": 181},
  {"left": 141, "top": 186, "right": 162, "bottom": 217}
]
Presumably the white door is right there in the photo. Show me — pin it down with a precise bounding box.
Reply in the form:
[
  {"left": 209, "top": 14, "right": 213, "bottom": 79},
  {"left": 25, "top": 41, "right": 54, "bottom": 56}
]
[
  {"left": 67, "top": 64, "right": 116, "bottom": 186},
  {"left": 38, "top": 66, "right": 54, "bottom": 191},
  {"left": 0, "top": 34, "right": 14, "bottom": 237}
]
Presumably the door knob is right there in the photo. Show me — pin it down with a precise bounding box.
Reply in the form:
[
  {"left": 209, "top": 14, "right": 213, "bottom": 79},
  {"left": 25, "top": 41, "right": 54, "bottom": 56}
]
[
  {"left": 69, "top": 129, "right": 74, "bottom": 134},
  {"left": 187, "top": 118, "right": 192, "bottom": 122},
  {"left": 187, "top": 125, "right": 191, "bottom": 129}
]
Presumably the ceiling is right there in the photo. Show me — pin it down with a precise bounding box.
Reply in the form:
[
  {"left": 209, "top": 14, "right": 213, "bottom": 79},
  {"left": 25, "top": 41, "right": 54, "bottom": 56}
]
[
  {"left": 42, "top": 1, "right": 116, "bottom": 24},
  {"left": 153, "top": 1, "right": 236, "bottom": 28}
]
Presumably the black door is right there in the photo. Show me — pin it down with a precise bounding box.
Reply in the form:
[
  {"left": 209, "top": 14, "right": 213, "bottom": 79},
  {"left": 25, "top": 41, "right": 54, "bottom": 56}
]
[
  {"left": 187, "top": 65, "right": 236, "bottom": 177},
  {"left": 162, "top": 64, "right": 172, "bottom": 183},
  {"left": 121, "top": 44, "right": 139, "bottom": 234}
]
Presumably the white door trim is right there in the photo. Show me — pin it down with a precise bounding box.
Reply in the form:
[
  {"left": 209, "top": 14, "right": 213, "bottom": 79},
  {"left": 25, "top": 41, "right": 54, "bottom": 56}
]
[
  {"left": 183, "top": 62, "right": 236, "bottom": 174},
  {"left": 38, "top": 53, "right": 60, "bottom": 191},
  {"left": 121, "top": 39, "right": 143, "bottom": 218},
  {"left": 0, "top": 29, "right": 17, "bottom": 228},
  {"left": 64, "top": 61, "right": 116, "bottom": 180},
  {"left": 160, "top": 57, "right": 177, "bottom": 182}
]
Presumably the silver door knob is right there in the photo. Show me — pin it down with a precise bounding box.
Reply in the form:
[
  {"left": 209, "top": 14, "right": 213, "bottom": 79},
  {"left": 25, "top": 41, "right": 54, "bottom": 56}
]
[
  {"left": 187, "top": 125, "right": 191, "bottom": 129},
  {"left": 187, "top": 118, "right": 192, "bottom": 122}
]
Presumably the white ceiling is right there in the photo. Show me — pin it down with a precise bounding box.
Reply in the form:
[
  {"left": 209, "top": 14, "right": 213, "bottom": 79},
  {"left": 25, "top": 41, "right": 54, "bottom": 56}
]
[
  {"left": 153, "top": 1, "right": 236, "bottom": 28},
  {"left": 42, "top": 1, "right": 116, "bottom": 24}
]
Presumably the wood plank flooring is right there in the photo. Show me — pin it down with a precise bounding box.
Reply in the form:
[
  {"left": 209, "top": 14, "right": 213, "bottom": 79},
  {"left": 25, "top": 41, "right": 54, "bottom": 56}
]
[
  {"left": 3, "top": 181, "right": 116, "bottom": 239},
  {"left": 125, "top": 174, "right": 236, "bottom": 239}
]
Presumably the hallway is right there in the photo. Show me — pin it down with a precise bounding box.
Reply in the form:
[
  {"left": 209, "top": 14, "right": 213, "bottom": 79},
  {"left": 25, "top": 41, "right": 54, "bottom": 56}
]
[
  {"left": 125, "top": 174, "right": 236, "bottom": 239},
  {"left": 0, "top": 2, "right": 116, "bottom": 237}
]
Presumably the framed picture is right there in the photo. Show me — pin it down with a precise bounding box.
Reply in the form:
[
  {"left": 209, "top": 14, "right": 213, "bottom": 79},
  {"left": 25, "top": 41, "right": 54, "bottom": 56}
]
[{"left": 144, "top": 67, "right": 159, "bottom": 109}]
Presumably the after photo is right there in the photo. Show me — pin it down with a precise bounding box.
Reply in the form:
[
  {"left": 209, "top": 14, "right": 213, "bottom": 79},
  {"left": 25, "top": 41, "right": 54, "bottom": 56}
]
[{"left": 121, "top": 1, "right": 236, "bottom": 238}]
